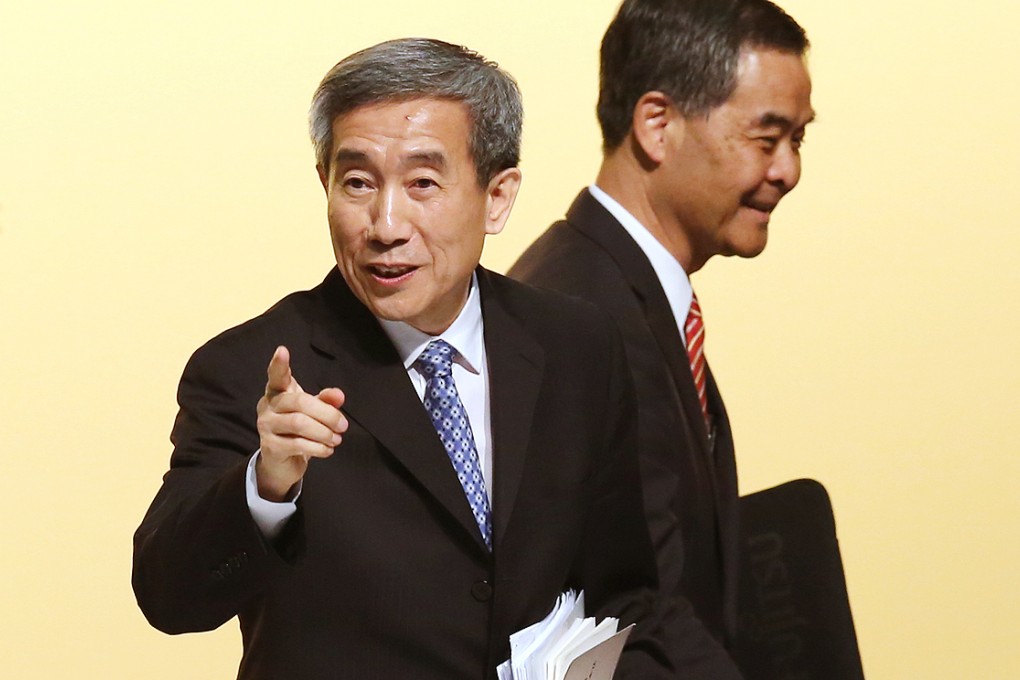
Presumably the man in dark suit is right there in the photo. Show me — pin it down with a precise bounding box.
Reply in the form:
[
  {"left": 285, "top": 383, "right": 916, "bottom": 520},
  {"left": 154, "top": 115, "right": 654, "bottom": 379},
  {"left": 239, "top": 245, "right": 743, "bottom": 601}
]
[
  {"left": 510, "top": 0, "right": 815, "bottom": 670},
  {"left": 132, "top": 38, "right": 681, "bottom": 679}
]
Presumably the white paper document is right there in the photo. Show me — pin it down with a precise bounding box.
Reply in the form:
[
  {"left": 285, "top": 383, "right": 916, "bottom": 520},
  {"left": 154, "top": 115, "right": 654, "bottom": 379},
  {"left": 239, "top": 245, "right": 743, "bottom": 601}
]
[{"left": 496, "top": 590, "right": 635, "bottom": 680}]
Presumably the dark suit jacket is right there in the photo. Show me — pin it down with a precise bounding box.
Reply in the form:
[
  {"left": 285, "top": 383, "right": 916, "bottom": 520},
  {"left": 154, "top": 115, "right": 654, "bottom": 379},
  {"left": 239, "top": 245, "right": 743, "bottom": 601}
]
[
  {"left": 510, "top": 190, "right": 741, "bottom": 670},
  {"left": 133, "top": 267, "right": 677, "bottom": 680}
]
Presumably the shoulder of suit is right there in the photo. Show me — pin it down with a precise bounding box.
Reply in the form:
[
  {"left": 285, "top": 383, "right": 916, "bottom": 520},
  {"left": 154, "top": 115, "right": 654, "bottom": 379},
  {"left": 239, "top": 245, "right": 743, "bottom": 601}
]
[
  {"left": 481, "top": 267, "right": 616, "bottom": 342},
  {"left": 512, "top": 218, "right": 605, "bottom": 270},
  {"left": 510, "top": 220, "right": 628, "bottom": 302},
  {"left": 186, "top": 277, "right": 326, "bottom": 369}
]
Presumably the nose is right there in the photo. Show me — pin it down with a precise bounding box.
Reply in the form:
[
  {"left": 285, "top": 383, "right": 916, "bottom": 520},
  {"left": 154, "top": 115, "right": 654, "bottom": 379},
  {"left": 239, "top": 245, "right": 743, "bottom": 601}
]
[
  {"left": 370, "top": 185, "right": 413, "bottom": 244},
  {"left": 767, "top": 144, "right": 802, "bottom": 193}
]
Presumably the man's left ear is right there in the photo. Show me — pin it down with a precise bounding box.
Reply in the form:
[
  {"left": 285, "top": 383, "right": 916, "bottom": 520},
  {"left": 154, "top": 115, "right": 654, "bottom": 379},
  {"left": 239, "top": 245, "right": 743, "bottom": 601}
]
[{"left": 483, "top": 167, "right": 522, "bottom": 236}]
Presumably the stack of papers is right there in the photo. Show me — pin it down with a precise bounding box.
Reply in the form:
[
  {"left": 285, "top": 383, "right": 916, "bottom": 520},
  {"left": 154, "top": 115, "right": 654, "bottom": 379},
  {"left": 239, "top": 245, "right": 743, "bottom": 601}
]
[{"left": 496, "top": 590, "right": 634, "bottom": 680}]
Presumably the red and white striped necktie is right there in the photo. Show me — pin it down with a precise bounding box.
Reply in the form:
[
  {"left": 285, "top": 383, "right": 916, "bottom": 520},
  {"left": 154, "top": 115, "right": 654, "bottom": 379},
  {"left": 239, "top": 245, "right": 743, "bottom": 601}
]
[{"left": 685, "top": 293, "right": 710, "bottom": 430}]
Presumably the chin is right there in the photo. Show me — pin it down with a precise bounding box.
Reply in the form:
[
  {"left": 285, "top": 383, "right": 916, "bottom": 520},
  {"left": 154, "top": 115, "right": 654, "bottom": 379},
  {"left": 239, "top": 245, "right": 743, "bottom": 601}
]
[
  {"left": 718, "top": 216, "right": 770, "bottom": 259},
  {"left": 737, "top": 223, "right": 769, "bottom": 258},
  {"left": 741, "top": 240, "right": 769, "bottom": 259},
  {"left": 721, "top": 242, "right": 765, "bottom": 260},
  {"left": 350, "top": 287, "right": 412, "bottom": 323},
  {"left": 372, "top": 299, "right": 417, "bottom": 323}
]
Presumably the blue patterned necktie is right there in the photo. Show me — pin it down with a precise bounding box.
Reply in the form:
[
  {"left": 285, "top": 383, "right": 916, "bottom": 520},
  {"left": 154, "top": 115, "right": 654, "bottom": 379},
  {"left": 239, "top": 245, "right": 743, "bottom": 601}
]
[{"left": 416, "top": 339, "right": 493, "bottom": 550}]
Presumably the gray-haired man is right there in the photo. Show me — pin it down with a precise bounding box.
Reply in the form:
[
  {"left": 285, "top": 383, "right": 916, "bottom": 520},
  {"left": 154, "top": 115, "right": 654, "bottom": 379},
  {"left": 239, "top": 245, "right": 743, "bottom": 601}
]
[{"left": 133, "top": 38, "right": 680, "bottom": 679}]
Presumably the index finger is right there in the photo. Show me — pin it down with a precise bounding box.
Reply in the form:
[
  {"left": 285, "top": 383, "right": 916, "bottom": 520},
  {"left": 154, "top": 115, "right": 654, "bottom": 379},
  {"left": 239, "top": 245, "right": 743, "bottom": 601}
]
[{"left": 266, "top": 346, "right": 296, "bottom": 398}]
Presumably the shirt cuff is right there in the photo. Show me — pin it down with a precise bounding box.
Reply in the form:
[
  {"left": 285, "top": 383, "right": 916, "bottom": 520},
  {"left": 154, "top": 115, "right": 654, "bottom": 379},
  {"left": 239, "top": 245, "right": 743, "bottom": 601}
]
[{"left": 245, "top": 450, "right": 300, "bottom": 541}]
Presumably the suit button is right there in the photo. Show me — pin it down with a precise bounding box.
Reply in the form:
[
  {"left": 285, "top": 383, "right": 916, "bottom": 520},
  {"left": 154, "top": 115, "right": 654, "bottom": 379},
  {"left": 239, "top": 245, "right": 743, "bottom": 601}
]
[{"left": 471, "top": 580, "right": 493, "bottom": 602}]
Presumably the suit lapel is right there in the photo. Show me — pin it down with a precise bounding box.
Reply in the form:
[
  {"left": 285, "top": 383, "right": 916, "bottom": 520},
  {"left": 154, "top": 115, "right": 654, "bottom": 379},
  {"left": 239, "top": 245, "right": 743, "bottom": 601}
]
[
  {"left": 476, "top": 269, "right": 545, "bottom": 546},
  {"left": 565, "top": 190, "right": 713, "bottom": 454},
  {"left": 307, "top": 270, "right": 490, "bottom": 553},
  {"left": 564, "top": 192, "right": 741, "bottom": 622}
]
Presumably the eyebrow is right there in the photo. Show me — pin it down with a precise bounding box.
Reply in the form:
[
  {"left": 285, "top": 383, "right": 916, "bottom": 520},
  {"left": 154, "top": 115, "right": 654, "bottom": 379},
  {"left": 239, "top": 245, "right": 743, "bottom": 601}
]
[
  {"left": 333, "top": 148, "right": 370, "bottom": 166},
  {"left": 331, "top": 148, "right": 448, "bottom": 170},
  {"left": 755, "top": 111, "right": 816, "bottom": 131},
  {"left": 404, "top": 150, "right": 447, "bottom": 170}
]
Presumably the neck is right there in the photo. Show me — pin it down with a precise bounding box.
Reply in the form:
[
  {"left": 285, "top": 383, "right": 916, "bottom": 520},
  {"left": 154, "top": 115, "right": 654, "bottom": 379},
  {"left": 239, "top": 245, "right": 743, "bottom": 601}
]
[{"left": 595, "top": 147, "right": 701, "bottom": 273}]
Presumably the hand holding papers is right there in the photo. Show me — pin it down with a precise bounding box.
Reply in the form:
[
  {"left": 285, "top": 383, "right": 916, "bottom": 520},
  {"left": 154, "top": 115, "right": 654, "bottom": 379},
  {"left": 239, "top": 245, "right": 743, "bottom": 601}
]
[{"left": 496, "top": 590, "right": 634, "bottom": 680}]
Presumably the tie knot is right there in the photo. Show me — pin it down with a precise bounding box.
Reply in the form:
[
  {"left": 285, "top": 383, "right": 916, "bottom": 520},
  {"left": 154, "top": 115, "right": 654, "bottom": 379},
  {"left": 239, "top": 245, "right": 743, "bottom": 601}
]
[{"left": 417, "top": 339, "right": 455, "bottom": 377}]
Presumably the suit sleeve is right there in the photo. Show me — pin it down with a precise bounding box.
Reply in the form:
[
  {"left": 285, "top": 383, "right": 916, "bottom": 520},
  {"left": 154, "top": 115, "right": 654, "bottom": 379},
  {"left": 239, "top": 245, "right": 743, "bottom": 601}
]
[
  {"left": 568, "top": 315, "right": 676, "bottom": 678},
  {"left": 132, "top": 335, "right": 298, "bottom": 634},
  {"left": 511, "top": 228, "right": 685, "bottom": 597}
]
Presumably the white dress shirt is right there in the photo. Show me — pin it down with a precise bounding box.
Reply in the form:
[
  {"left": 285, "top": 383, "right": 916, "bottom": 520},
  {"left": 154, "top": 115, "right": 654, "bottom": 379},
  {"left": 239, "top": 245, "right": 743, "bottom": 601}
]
[
  {"left": 588, "top": 184, "right": 694, "bottom": 345},
  {"left": 376, "top": 273, "right": 493, "bottom": 499},
  {"left": 246, "top": 274, "right": 492, "bottom": 540}
]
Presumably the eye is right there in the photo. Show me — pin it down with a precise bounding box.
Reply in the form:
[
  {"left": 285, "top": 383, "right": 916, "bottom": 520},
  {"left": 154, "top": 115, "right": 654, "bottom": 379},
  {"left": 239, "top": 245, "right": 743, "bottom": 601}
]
[
  {"left": 791, "top": 133, "right": 806, "bottom": 152},
  {"left": 758, "top": 136, "right": 779, "bottom": 152},
  {"left": 343, "top": 175, "right": 373, "bottom": 193},
  {"left": 411, "top": 177, "right": 439, "bottom": 190}
]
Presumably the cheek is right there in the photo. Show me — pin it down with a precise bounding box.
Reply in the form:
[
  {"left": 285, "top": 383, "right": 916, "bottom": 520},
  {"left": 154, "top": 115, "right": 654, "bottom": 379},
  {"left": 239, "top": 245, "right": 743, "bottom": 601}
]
[
  {"left": 328, "top": 202, "right": 366, "bottom": 238},
  {"left": 428, "top": 229, "right": 478, "bottom": 274},
  {"left": 733, "top": 150, "right": 768, "bottom": 188},
  {"left": 328, "top": 219, "right": 366, "bottom": 262},
  {"left": 424, "top": 203, "right": 487, "bottom": 265}
]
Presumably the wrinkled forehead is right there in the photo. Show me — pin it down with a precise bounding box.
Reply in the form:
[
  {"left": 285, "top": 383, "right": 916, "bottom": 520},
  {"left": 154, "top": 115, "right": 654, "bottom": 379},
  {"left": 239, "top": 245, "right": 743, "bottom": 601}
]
[
  {"left": 327, "top": 98, "right": 475, "bottom": 169},
  {"left": 341, "top": 95, "right": 468, "bottom": 128}
]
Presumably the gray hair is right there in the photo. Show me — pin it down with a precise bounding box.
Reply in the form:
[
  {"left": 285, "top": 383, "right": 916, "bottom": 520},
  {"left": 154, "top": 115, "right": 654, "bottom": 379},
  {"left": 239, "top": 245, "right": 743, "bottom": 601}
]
[
  {"left": 598, "top": 0, "right": 809, "bottom": 150},
  {"left": 309, "top": 38, "right": 522, "bottom": 187}
]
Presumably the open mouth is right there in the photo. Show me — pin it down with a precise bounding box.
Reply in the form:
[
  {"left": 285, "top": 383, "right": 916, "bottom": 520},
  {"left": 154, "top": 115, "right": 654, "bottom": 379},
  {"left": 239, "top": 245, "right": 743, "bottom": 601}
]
[{"left": 367, "top": 264, "right": 418, "bottom": 282}]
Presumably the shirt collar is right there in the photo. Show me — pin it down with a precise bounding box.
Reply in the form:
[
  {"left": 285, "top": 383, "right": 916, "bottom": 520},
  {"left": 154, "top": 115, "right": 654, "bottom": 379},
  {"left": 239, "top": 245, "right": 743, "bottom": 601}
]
[
  {"left": 377, "top": 272, "right": 484, "bottom": 374},
  {"left": 588, "top": 183, "right": 694, "bottom": 326}
]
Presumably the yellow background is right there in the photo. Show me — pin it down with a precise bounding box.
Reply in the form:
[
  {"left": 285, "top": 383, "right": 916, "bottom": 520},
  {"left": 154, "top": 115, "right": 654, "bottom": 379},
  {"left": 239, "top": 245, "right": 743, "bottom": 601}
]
[{"left": 2, "top": 1, "right": 1018, "bottom": 678}]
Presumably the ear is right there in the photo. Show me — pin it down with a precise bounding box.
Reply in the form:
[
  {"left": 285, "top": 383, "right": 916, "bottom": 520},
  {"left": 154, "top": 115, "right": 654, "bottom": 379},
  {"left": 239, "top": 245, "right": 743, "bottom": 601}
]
[
  {"left": 631, "top": 91, "right": 683, "bottom": 165},
  {"left": 316, "top": 163, "right": 329, "bottom": 195},
  {"left": 483, "top": 167, "right": 522, "bottom": 236}
]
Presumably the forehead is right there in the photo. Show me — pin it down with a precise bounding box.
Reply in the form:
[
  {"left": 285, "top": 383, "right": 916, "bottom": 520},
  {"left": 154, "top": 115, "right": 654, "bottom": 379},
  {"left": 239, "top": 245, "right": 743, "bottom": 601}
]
[
  {"left": 725, "top": 47, "right": 814, "bottom": 127},
  {"left": 329, "top": 98, "right": 473, "bottom": 163}
]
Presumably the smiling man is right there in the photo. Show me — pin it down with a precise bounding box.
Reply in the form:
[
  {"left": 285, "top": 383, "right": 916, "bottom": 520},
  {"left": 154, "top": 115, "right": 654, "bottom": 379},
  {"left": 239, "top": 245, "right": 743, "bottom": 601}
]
[
  {"left": 133, "top": 39, "right": 681, "bottom": 679},
  {"left": 511, "top": 0, "right": 814, "bottom": 675}
]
